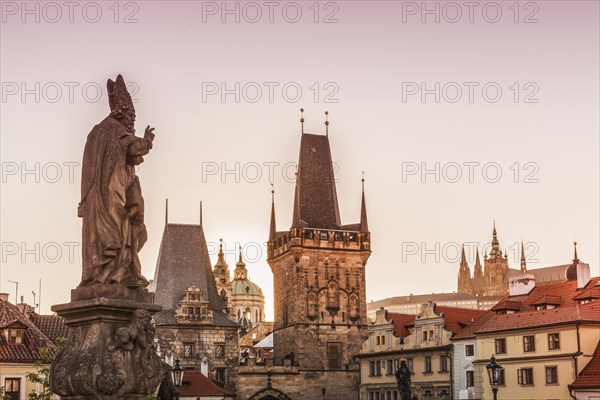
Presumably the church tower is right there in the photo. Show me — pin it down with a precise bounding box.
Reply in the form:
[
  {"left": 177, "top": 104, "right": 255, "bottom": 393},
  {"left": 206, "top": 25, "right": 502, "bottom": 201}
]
[
  {"left": 266, "top": 111, "right": 371, "bottom": 399},
  {"left": 213, "top": 239, "right": 231, "bottom": 301},
  {"left": 483, "top": 223, "right": 509, "bottom": 295}
]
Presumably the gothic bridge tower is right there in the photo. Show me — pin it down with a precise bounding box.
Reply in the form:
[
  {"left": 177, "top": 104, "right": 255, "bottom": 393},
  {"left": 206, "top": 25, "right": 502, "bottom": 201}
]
[{"left": 266, "top": 111, "right": 371, "bottom": 399}]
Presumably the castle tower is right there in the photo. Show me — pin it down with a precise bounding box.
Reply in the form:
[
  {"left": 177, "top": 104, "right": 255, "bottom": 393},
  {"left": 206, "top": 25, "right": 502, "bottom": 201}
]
[
  {"left": 457, "top": 245, "right": 473, "bottom": 294},
  {"left": 266, "top": 113, "right": 371, "bottom": 399},
  {"left": 483, "top": 223, "right": 509, "bottom": 295}
]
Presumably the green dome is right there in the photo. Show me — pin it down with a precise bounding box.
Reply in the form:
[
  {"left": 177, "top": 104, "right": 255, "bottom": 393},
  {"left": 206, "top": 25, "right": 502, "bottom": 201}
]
[{"left": 231, "top": 279, "right": 264, "bottom": 297}]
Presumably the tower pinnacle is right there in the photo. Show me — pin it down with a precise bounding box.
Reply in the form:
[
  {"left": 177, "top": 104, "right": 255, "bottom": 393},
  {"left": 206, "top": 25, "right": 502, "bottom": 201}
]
[
  {"left": 269, "top": 184, "right": 277, "bottom": 241},
  {"left": 520, "top": 240, "right": 527, "bottom": 274},
  {"left": 360, "top": 173, "right": 369, "bottom": 233}
]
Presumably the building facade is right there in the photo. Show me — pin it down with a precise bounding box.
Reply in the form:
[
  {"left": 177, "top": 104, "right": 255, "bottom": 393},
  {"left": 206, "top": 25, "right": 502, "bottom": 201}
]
[
  {"left": 0, "top": 294, "right": 68, "bottom": 400},
  {"left": 358, "top": 303, "right": 484, "bottom": 400},
  {"left": 466, "top": 256, "right": 600, "bottom": 400}
]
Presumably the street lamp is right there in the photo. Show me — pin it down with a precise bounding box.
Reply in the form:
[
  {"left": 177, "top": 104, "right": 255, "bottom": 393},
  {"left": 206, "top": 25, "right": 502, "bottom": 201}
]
[
  {"left": 172, "top": 358, "right": 184, "bottom": 400},
  {"left": 486, "top": 355, "right": 502, "bottom": 400}
]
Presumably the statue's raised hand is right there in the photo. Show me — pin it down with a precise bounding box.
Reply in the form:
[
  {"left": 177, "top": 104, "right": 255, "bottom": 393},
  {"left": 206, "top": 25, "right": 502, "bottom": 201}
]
[{"left": 144, "top": 126, "right": 155, "bottom": 142}]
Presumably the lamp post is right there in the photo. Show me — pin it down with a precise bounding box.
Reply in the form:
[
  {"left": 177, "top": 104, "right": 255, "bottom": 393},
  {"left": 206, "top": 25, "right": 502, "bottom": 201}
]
[
  {"left": 486, "top": 355, "right": 502, "bottom": 400},
  {"left": 172, "top": 358, "right": 184, "bottom": 400}
]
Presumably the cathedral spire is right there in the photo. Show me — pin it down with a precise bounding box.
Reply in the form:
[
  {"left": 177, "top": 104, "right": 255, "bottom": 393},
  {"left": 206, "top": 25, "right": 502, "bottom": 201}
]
[
  {"left": 474, "top": 248, "right": 483, "bottom": 276},
  {"left": 520, "top": 240, "right": 527, "bottom": 274},
  {"left": 460, "top": 244, "right": 468, "bottom": 268},
  {"left": 359, "top": 173, "right": 369, "bottom": 233},
  {"left": 269, "top": 185, "right": 277, "bottom": 241},
  {"left": 489, "top": 221, "right": 501, "bottom": 259},
  {"left": 234, "top": 245, "right": 248, "bottom": 280}
]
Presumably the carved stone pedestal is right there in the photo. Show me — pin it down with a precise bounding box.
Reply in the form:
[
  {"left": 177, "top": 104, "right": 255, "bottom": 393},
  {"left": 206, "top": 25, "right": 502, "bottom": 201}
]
[{"left": 50, "top": 285, "right": 163, "bottom": 400}]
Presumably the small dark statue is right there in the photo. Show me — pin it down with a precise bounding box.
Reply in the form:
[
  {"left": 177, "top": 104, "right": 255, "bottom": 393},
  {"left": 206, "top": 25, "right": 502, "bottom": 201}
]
[{"left": 395, "top": 360, "right": 413, "bottom": 400}]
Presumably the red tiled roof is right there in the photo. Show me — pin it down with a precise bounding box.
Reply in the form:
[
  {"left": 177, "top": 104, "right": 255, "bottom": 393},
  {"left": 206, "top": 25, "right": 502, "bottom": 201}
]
[
  {"left": 475, "top": 277, "right": 600, "bottom": 334},
  {"left": 388, "top": 306, "right": 485, "bottom": 338},
  {"left": 0, "top": 299, "right": 55, "bottom": 363},
  {"left": 530, "top": 295, "right": 562, "bottom": 306},
  {"left": 29, "top": 313, "right": 70, "bottom": 344},
  {"left": 491, "top": 299, "right": 521, "bottom": 311},
  {"left": 387, "top": 312, "right": 415, "bottom": 338},
  {"left": 178, "top": 370, "right": 236, "bottom": 397},
  {"left": 430, "top": 306, "right": 486, "bottom": 334},
  {"left": 571, "top": 341, "right": 600, "bottom": 389},
  {"left": 573, "top": 284, "right": 600, "bottom": 301},
  {"left": 453, "top": 310, "right": 497, "bottom": 340}
]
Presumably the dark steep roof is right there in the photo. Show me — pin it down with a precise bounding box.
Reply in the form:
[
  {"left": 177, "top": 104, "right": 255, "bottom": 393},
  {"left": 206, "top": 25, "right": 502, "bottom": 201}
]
[
  {"left": 292, "top": 133, "right": 341, "bottom": 229},
  {"left": 152, "top": 223, "right": 235, "bottom": 327}
]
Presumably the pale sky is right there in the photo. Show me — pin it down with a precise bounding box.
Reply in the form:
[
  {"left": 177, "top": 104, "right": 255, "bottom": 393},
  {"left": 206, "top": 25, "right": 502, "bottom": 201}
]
[{"left": 1, "top": 1, "right": 599, "bottom": 319}]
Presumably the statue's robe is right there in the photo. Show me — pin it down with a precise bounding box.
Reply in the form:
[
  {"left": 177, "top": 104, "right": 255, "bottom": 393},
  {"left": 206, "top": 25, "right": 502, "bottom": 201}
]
[{"left": 79, "top": 116, "right": 152, "bottom": 286}]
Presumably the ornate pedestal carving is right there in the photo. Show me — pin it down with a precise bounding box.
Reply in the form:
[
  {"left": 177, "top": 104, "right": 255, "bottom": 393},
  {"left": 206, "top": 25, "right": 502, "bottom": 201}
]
[{"left": 50, "top": 286, "right": 163, "bottom": 400}]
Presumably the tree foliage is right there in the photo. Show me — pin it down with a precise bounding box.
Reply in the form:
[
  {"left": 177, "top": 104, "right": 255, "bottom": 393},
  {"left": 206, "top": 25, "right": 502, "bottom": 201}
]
[{"left": 25, "top": 337, "right": 68, "bottom": 400}]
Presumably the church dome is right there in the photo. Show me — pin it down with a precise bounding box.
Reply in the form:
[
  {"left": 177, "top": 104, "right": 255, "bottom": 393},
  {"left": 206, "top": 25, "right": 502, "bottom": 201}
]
[{"left": 231, "top": 279, "right": 264, "bottom": 297}]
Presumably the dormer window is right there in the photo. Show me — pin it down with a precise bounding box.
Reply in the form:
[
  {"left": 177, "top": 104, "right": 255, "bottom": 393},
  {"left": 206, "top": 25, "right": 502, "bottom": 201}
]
[{"left": 9, "top": 328, "right": 23, "bottom": 344}]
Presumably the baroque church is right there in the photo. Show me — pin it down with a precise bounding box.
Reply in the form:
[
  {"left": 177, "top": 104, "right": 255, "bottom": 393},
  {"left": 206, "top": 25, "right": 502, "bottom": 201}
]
[
  {"left": 237, "top": 112, "right": 372, "bottom": 400},
  {"left": 213, "top": 239, "right": 266, "bottom": 332}
]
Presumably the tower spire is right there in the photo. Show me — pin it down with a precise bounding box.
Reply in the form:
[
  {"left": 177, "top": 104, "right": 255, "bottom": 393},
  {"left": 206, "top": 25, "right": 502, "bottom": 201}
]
[
  {"left": 460, "top": 244, "right": 467, "bottom": 267},
  {"left": 200, "top": 201, "right": 203, "bottom": 227},
  {"left": 325, "top": 111, "right": 329, "bottom": 136},
  {"left": 360, "top": 172, "right": 369, "bottom": 233},
  {"left": 573, "top": 241, "right": 580, "bottom": 264},
  {"left": 520, "top": 240, "right": 527, "bottom": 273},
  {"left": 300, "top": 108, "right": 305, "bottom": 134},
  {"left": 490, "top": 221, "right": 501, "bottom": 259},
  {"left": 269, "top": 184, "right": 277, "bottom": 241},
  {"left": 165, "top": 198, "right": 169, "bottom": 225}
]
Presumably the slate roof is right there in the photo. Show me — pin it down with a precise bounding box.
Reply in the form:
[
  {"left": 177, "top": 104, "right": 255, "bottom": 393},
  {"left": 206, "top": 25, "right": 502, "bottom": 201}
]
[
  {"left": 178, "top": 370, "right": 236, "bottom": 398},
  {"left": 473, "top": 277, "right": 600, "bottom": 334},
  {"left": 292, "top": 133, "right": 341, "bottom": 229},
  {"left": 152, "top": 223, "right": 237, "bottom": 327},
  {"left": 571, "top": 341, "right": 600, "bottom": 390},
  {"left": 0, "top": 299, "right": 55, "bottom": 363}
]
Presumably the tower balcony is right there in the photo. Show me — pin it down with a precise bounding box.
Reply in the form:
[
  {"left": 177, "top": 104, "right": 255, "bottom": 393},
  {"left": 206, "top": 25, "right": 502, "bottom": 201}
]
[{"left": 268, "top": 227, "right": 371, "bottom": 261}]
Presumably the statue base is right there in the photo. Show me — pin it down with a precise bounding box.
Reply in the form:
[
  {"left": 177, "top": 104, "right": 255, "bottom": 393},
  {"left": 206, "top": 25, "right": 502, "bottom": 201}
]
[{"left": 50, "top": 285, "right": 163, "bottom": 400}]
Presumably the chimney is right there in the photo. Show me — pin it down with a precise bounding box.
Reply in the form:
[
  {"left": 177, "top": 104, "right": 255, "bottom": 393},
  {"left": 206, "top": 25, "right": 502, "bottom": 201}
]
[
  {"left": 0, "top": 293, "right": 9, "bottom": 302},
  {"left": 577, "top": 263, "right": 591, "bottom": 289},
  {"left": 509, "top": 273, "right": 536, "bottom": 296}
]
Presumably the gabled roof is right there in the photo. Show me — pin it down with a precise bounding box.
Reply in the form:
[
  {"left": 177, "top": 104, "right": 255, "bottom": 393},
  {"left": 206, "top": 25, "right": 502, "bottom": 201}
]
[
  {"left": 453, "top": 310, "right": 497, "bottom": 340},
  {"left": 491, "top": 299, "right": 522, "bottom": 312},
  {"left": 0, "top": 299, "right": 55, "bottom": 363},
  {"left": 178, "top": 370, "right": 236, "bottom": 398},
  {"left": 292, "top": 133, "right": 341, "bottom": 229},
  {"left": 152, "top": 223, "right": 237, "bottom": 327},
  {"left": 573, "top": 284, "right": 600, "bottom": 301},
  {"left": 473, "top": 277, "right": 600, "bottom": 334},
  {"left": 571, "top": 341, "right": 600, "bottom": 390}
]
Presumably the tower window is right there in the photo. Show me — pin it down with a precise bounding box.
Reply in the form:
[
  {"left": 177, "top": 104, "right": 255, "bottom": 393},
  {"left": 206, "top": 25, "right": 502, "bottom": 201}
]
[{"left": 327, "top": 342, "right": 343, "bottom": 369}]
